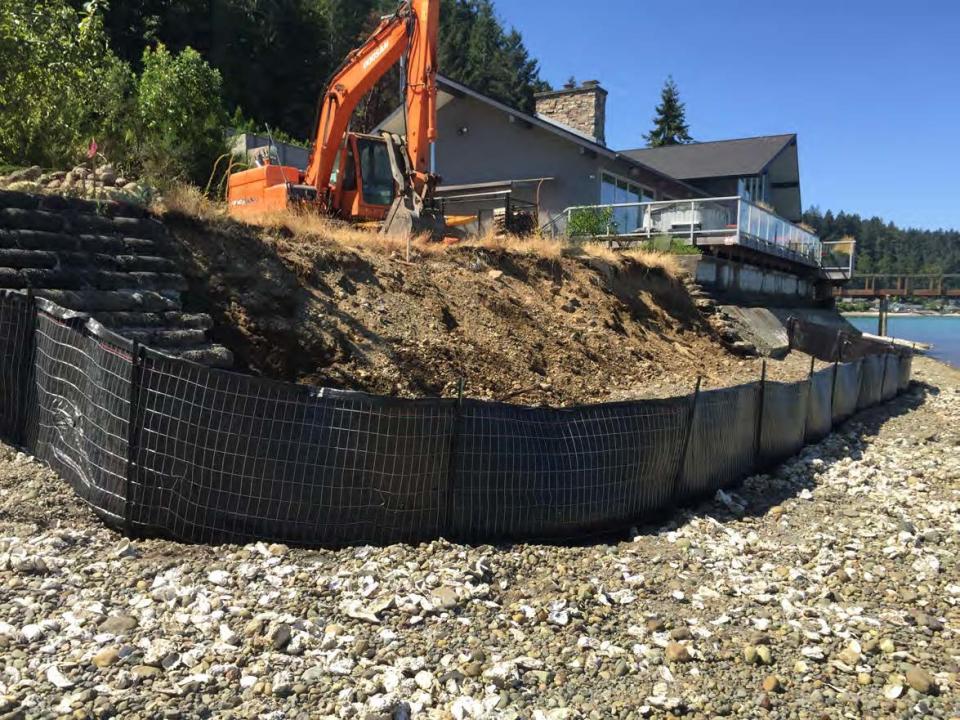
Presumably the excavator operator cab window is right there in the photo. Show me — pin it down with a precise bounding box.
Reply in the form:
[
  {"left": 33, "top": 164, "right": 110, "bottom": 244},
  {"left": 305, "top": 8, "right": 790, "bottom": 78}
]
[{"left": 356, "top": 137, "right": 395, "bottom": 207}]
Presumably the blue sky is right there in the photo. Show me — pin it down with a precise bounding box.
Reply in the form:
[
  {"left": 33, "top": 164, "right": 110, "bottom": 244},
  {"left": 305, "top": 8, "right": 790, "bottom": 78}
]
[{"left": 497, "top": 0, "right": 960, "bottom": 230}]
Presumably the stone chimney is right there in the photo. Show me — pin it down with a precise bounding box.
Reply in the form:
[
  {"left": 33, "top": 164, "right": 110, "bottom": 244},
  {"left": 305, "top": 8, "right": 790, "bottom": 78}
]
[{"left": 534, "top": 80, "right": 608, "bottom": 146}]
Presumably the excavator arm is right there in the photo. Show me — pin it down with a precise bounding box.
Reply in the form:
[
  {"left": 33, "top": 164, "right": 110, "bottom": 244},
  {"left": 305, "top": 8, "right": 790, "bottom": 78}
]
[{"left": 304, "top": 0, "right": 440, "bottom": 233}]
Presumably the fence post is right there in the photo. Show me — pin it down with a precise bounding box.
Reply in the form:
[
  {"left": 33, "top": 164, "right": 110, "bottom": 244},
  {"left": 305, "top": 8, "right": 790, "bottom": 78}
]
[
  {"left": 124, "top": 341, "right": 144, "bottom": 531},
  {"left": 754, "top": 360, "right": 767, "bottom": 464},
  {"left": 443, "top": 377, "right": 465, "bottom": 540},
  {"left": 830, "top": 331, "right": 843, "bottom": 422},
  {"left": 19, "top": 288, "right": 38, "bottom": 451},
  {"left": 880, "top": 345, "right": 891, "bottom": 401},
  {"left": 802, "top": 354, "right": 815, "bottom": 441},
  {"left": 673, "top": 376, "right": 701, "bottom": 502}
]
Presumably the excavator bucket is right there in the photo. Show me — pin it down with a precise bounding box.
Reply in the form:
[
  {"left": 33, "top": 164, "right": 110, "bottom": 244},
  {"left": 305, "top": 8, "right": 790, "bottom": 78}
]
[
  {"left": 382, "top": 193, "right": 449, "bottom": 238},
  {"left": 379, "top": 132, "right": 451, "bottom": 239}
]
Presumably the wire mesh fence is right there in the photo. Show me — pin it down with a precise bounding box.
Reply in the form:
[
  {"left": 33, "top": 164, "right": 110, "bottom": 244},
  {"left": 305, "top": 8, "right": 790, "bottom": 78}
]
[
  {"left": 758, "top": 380, "right": 810, "bottom": 469},
  {"left": 0, "top": 291, "right": 916, "bottom": 547},
  {"left": 0, "top": 292, "right": 33, "bottom": 443},
  {"left": 804, "top": 367, "right": 835, "bottom": 443},
  {"left": 450, "top": 397, "right": 690, "bottom": 540}
]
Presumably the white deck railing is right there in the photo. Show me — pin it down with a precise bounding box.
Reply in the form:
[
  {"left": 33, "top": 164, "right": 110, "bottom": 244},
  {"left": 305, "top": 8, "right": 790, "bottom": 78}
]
[{"left": 544, "top": 197, "right": 823, "bottom": 267}]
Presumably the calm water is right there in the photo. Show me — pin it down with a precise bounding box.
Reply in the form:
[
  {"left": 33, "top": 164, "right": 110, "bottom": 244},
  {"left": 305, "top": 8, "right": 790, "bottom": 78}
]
[{"left": 847, "top": 315, "right": 960, "bottom": 367}]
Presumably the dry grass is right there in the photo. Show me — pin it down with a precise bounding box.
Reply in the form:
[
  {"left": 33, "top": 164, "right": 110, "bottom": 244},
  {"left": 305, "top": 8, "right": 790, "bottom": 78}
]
[
  {"left": 155, "top": 184, "right": 226, "bottom": 221},
  {"left": 580, "top": 241, "right": 621, "bottom": 265},
  {"left": 464, "top": 231, "right": 565, "bottom": 259},
  {"left": 622, "top": 247, "right": 682, "bottom": 278},
  {"left": 158, "top": 192, "right": 685, "bottom": 279}
]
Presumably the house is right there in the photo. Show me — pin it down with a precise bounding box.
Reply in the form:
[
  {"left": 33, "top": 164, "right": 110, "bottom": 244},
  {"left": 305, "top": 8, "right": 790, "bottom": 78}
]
[
  {"left": 377, "top": 77, "right": 704, "bottom": 231},
  {"left": 620, "top": 134, "right": 803, "bottom": 222},
  {"left": 379, "top": 77, "right": 823, "bottom": 272}
]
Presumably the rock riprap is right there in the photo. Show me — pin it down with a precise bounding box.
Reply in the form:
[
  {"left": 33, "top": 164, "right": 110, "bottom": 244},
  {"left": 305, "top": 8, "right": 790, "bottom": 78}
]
[{"left": 0, "top": 358, "right": 956, "bottom": 718}]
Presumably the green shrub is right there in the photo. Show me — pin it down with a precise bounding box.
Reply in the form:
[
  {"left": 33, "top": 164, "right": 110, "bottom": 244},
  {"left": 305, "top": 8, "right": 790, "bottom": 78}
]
[
  {"left": 647, "top": 235, "right": 701, "bottom": 255},
  {"left": 568, "top": 207, "right": 617, "bottom": 237},
  {"left": 137, "top": 44, "right": 228, "bottom": 187},
  {"left": 0, "top": 0, "right": 133, "bottom": 168}
]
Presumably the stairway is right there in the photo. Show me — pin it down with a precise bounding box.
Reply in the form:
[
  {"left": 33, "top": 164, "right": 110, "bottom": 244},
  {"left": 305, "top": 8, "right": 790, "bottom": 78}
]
[
  {"left": 0, "top": 190, "right": 232, "bottom": 367},
  {"left": 681, "top": 273, "right": 759, "bottom": 357}
]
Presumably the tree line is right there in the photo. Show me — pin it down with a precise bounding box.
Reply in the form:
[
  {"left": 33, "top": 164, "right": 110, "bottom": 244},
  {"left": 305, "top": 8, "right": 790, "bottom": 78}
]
[
  {"left": 84, "top": 0, "right": 549, "bottom": 141},
  {"left": 803, "top": 208, "right": 960, "bottom": 275},
  {"left": 1, "top": 0, "right": 548, "bottom": 185}
]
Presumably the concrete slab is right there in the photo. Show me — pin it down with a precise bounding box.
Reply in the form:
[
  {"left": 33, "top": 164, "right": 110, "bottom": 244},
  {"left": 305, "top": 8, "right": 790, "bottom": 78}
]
[{"left": 717, "top": 306, "right": 857, "bottom": 358}]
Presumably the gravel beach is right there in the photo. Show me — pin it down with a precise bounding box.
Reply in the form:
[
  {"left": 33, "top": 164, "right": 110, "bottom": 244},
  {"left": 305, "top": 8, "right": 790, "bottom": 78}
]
[{"left": 0, "top": 357, "right": 956, "bottom": 720}]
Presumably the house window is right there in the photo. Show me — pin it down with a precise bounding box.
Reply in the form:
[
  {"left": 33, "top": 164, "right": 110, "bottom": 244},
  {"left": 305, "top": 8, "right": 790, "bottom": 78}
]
[
  {"left": 739, "top": 175, "right": 768, "bottom": 204},
  {"left": 601, "top": 172, "right": 654, "bottom": 233}
]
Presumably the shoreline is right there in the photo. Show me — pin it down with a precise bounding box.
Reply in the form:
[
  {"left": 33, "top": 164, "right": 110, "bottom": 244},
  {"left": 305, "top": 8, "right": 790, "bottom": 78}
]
[
  {"left": 842, "top": 311, "right": 960, "bottom": 318},
  {"left": 0, "top": 356, "right": 956, "bottom": 716}
]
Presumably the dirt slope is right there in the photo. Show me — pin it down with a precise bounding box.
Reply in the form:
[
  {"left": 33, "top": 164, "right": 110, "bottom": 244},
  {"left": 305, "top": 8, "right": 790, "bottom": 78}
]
[{"left": 164, "top": 213, "right": 819, "bottom": 405}]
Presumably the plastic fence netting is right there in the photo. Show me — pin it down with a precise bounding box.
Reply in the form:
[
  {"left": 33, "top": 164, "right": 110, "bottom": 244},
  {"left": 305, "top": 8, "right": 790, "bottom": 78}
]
[
  {"left": 832, "top": 361, "right": 862, "bottom": 423},
  {"left": 679, "top": 385, "right": 758, "bottom": 500},
  {"left": 804, "top": 367, "right": 834, "bottom": 443},
  {"left": 130, "top": 350, "right": 456, "bottom": 546},
  {"left": 759, "top": 380, "right": 810, "bottom": 468},
  {"left": 449, "top": 398, "right": 690, "bottom": 541},
  {"left": 0, "top": 292, "right": 915, "bottom": 547}
]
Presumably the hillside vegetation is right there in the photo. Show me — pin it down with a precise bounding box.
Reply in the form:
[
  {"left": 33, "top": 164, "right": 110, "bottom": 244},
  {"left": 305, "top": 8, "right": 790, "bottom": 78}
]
[{"left": 1, "top": 0, "right": 548, "bottom": 188}]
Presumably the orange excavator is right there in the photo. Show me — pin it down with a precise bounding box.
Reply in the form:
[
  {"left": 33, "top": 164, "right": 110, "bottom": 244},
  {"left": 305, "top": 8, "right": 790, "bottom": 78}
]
[{"left": 227, "top": 0, "right": 444, "bottom": 236}]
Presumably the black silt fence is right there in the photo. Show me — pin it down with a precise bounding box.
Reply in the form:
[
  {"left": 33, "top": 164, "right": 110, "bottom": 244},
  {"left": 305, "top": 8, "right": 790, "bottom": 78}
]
[
  {"left": 449, "top": 397, "right": 689, "bottom": 540},
  {"left": 0, "top": 291, "right": 916, "bottom": 546},
  {"left": 30, "top": 300, "right": 134, "bottom": 522},
  {"left": 759, "top": 380, "right": 810, "bottom": 468},
  {"left": 129, "top": 349, "right": 456, "bottom": 546},
  {"left": 678, "top": 385, "right": 759, "bottom": 499},
  {"left": 804, "top": 367, "right": 834, "bottom": 443},
  {"left": 858, "top": 354, "right": 885, "bottom": 410},
  {"left": 0, "top": 292, "right": 33, "bottom": 443},
  {"left": 898, "top": 355, "right": 913, "bottom": 393},
  {"left": 832, "top": 360, "right": 863, "bottom": 424},
  {"left": 881, "top": 354, "right": 901, "bottom": 402}
]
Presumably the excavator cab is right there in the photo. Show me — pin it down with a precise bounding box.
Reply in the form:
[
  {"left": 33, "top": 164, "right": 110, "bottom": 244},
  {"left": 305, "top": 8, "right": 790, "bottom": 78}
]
[
  {"left": 226, "top": 134, "right": 395, "bottom": 222},
  {"left": 333, "top": 133, "right": 396, "bottom": 222}
]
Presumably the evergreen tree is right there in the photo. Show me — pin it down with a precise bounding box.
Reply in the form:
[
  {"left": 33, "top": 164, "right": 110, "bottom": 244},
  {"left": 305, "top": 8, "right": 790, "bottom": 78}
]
[
  {"left": 463, "top": 1, "right": 510, "bottom": 100},
  {"left": 79, "top": 0, "right": 549, "bottom": 139},
  {"left": 644, "top": 75, "right": 693, "bottom": 147}
]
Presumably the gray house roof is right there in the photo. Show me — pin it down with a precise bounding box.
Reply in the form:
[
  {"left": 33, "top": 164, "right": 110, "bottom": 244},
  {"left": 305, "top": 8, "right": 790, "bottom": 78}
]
[{"left": 620, "top": 134, "right": 797, "bottom": 180}]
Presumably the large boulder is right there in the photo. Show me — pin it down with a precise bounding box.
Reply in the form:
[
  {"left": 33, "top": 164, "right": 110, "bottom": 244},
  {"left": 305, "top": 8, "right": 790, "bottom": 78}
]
[{"left": 5, "top": 166, "right": 42, "bottom": 183}]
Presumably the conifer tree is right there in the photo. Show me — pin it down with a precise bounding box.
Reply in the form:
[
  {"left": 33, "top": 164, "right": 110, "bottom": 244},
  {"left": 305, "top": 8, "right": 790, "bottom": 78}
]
[{"left": 644, "top": 75, "right": 693, "bottom": 147}]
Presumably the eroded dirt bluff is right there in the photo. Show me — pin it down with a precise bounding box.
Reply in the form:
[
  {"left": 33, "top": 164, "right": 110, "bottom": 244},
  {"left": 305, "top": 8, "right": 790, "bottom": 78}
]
[{"left": 163, "top": 212, "right": 823, "bottom": 405}]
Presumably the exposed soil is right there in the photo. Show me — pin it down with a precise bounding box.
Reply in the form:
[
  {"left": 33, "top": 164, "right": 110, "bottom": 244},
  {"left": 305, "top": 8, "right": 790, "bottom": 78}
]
[{"left": 165, "top": 213, "right": 824, "bottom": 405}]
